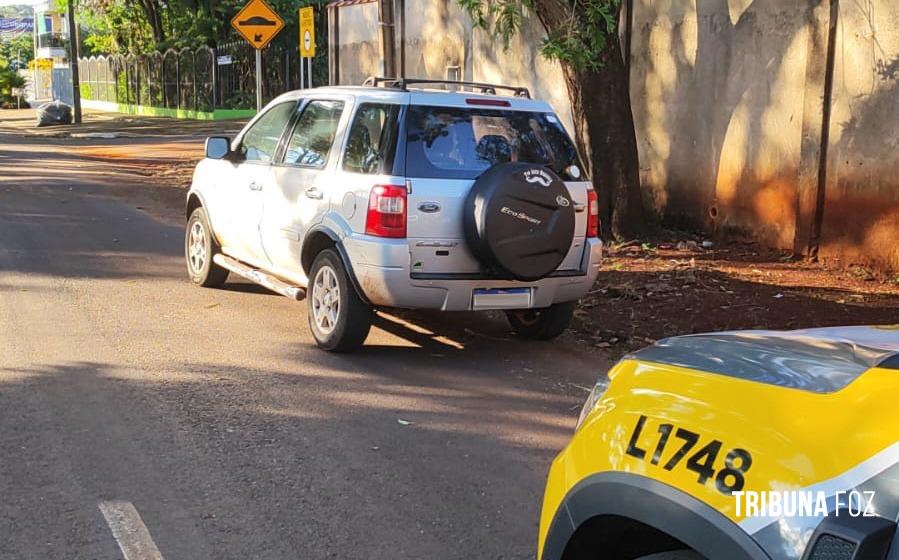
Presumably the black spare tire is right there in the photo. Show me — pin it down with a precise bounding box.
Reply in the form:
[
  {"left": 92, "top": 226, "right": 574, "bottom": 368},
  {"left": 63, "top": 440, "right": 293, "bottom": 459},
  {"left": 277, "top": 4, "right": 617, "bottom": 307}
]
[{"left": 464, "top": 162, "right": 576, "bottom": 281}]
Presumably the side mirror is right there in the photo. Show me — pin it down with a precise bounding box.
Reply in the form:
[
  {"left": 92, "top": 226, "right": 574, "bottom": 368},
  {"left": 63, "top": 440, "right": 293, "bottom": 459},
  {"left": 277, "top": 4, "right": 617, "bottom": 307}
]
[{"left": 205, "top": 137, "right": 231, "bottom": 160}]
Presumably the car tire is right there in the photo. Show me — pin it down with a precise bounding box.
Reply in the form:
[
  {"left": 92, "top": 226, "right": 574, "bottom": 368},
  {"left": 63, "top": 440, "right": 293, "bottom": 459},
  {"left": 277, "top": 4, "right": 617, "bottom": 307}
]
[
  {"left": 505, "top": 301, "right": 575, "bottom": 340},
  {"left": 186, "top": 207, "right": 229, "bottom": 288},
  {"left": 307, "top": 249, "right": 372, "bottom": 352}
]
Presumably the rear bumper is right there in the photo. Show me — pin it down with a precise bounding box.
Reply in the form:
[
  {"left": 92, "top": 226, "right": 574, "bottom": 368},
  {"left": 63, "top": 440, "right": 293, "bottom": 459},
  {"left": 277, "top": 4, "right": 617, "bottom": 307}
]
[{"left": 343, "top": 235, "right": 603, "bottom": 311}]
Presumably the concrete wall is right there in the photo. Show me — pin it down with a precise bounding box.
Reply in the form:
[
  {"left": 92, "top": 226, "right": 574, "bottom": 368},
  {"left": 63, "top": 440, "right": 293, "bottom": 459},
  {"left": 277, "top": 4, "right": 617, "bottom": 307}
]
[
  {"left": 333, "top": 0, "right": 899, "bottom": 270},
  {"left": 630, "top": 0, "right": 815, "bottom": 249},
  {"left": 402, "top": 0, "right": 467, "bottom": 83},
  {"left": 822, "top": 1, "right": 899, "bottom": 270},
  {"left": 335, "top": 2, "right": 380, "bottom": 86}
]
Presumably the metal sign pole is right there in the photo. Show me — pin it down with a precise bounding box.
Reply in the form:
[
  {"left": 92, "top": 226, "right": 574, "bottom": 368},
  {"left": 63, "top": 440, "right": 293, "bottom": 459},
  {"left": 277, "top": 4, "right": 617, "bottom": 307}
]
[
  {"left": 32, "top": 5, "right": 40, "bottom": 101},
  {"left": 300, "top": 56, "right": 305, "bottom": 90},
  {"left": 255, "top": 48, "right": 262, "bottom": 110},
  {"left": 308, "top": 57, "right": 313, "bottom": 88}
]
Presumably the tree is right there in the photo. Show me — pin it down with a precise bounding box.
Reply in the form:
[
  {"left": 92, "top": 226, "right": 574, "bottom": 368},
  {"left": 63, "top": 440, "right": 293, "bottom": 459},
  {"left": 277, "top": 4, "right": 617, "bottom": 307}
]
[
  {"left": 0, "top": 35, "right": 34, "bottom": 70},
  {"left": 72, "top": 0, "right": 327, "bottom": 52},
  {"left": 0, "top": 53, "right": 26, "bottom": 107},
  {"left": 458, "top": 0, "right": 644, "bottom": 239}
]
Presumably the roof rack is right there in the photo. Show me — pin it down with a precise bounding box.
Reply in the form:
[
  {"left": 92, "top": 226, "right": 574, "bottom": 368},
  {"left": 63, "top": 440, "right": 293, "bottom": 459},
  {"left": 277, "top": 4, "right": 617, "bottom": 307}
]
[{"left": 362, "top": 76, "right": 531, "bottom": 99}]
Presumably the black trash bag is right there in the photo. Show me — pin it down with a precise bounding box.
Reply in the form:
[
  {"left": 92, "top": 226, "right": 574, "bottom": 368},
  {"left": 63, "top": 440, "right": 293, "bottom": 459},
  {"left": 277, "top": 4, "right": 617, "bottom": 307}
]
[{"left": 36, "top": 101, "right": 73, "bottom": 127}]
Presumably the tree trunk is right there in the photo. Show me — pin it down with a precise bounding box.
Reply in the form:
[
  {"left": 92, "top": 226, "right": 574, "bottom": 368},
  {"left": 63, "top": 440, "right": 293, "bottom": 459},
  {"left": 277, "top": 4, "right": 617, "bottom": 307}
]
[
  {"left": 561, "top": 51, "right": 644, "bottom": 239},
  {"left": 532, "top": 1, "right": 645, "bottom": 240},
  {"left": 133, "top": 0, "right": 166, "bottom": 45}
]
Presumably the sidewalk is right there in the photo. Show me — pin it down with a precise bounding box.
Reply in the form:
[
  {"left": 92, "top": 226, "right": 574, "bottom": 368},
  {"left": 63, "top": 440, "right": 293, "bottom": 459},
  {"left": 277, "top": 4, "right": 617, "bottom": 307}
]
[
  {"left": 0, "top": 108, "right": 248, "bottom": 139},
  {"left": 0, "top": 108, "right": 249, "bottom": 191}
]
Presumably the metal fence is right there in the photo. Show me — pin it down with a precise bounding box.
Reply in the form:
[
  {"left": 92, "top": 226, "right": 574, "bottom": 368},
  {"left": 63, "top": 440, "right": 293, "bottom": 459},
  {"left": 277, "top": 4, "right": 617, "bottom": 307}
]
[{"left": 78, "top": 42, "right": 304, "bottom": 111}]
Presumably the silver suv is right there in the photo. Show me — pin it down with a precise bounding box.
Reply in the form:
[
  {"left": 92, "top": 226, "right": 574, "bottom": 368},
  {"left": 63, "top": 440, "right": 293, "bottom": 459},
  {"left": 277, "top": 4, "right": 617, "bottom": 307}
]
[{"left": 186, "top": 78, "right": 603, "bottom": 351}]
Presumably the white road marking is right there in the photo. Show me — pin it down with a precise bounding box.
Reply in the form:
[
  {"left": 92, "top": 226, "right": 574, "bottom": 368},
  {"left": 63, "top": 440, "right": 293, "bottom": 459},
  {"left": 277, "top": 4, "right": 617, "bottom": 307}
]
[{"left": 99, "top": 501, "right": 165, "bottom": 560}]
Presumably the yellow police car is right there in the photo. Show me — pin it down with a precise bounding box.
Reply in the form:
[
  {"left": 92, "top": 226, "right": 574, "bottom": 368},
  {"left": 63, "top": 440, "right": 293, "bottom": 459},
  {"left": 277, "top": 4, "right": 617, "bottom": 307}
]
[{"left": 539, "top": 326, "right": 899, "bottom": 560}]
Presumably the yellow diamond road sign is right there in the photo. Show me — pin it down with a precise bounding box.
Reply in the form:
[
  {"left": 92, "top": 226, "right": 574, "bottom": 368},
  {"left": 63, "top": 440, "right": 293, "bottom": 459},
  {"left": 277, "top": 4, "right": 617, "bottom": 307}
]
[
  {"left": 299, "top": 6, "right": 316, "bottom": 57},
  {"left": 232, "top": 0, "right": 285, "bottom": 50}
]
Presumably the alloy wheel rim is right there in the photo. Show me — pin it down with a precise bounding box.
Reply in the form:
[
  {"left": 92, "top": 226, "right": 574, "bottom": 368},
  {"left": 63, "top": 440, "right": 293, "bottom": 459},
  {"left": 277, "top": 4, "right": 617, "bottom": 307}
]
[
  {"left": 312, "top": 265, "right": 340, "bottom": 335},
  {"left": 188, "top": 221, "right": 207, "bottom": 274}
]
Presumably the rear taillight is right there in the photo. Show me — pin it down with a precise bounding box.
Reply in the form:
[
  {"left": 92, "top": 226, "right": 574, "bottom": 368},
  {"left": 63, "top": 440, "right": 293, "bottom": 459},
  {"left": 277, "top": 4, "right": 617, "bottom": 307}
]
[
  {"left": 586, "top": 188, "right": 600, "bottom": 238},
  {"left": 365, "top": 184, "right": 407, "bottom": 238}
]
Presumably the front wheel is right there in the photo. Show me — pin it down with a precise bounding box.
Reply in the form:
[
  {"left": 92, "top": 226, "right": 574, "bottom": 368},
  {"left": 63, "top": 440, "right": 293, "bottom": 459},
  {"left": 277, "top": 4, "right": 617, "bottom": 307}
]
[
  {"left": 505, "top": 301, "right": 575, "bottom": 340},
  {"left": 307, "top": 249, "right": 372, "bottom": 352}
]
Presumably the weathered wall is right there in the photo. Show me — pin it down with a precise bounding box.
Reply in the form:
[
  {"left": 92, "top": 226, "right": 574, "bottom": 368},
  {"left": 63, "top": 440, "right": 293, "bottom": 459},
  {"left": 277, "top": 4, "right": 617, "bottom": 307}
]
[
  {"left": 631, "top": 0, "right": 816, "bottom": 249},
  {"left": 336, "top": 2, "right": 380, "bottom": 86},
  {"left": 822, "top": 0, "right": 899, "bottom": 270},
  {"left": 630, "top": 0, "right": 898, "bottom": 269},
  {"left": 402, "top": 0, "right": 467, "bottom": 83}
]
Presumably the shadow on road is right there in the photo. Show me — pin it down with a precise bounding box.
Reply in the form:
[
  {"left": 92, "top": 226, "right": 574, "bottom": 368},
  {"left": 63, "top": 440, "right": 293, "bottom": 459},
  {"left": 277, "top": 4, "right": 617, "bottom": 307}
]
[{"left": 0, "top": 357, "right": 575, "bottom": 558}]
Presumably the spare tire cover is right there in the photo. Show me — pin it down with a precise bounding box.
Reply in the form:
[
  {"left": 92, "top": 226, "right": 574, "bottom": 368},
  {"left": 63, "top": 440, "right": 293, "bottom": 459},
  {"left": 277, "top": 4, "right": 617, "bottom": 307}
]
[{"left": 464, "top": 162, "right": 576, "bottom": 281}]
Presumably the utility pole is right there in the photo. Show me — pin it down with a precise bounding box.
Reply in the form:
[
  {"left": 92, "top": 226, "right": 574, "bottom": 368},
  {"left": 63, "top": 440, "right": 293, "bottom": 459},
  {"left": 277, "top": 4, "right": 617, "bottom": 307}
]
[
  {"left": 32, "top": 5, "right": 40, "bottom": 101},
  {"left": 66, "top": 0, "right": 82, "bottom": 124},
  {"left": 378, "top": 0, "right": 396, "bottom": 78},
  {"left": 16, "top": 48, "right": 21, "bottom": 109}
]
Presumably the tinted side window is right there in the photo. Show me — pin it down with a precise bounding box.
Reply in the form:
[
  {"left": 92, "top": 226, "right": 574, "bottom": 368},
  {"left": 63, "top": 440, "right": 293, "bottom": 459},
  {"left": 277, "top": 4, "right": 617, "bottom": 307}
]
[
  {"left": 283, "top": 100, "right": 344, "bottom": 168},
  {"left": 240, "top": 101, "right": 296, "bottom": 163},
  {"left": 343, "top": 103, "right": 401, "bottom": 175}
]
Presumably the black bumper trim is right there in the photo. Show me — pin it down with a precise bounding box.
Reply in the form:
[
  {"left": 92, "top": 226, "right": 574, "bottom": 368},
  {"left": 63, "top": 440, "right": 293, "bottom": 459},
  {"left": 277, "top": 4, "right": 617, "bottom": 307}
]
[
  {"left": 410, "top": 269, "right": 586, "bottom": 281},
  {"left": 542, "top": 472, "right": 771, "bottom": 560}
]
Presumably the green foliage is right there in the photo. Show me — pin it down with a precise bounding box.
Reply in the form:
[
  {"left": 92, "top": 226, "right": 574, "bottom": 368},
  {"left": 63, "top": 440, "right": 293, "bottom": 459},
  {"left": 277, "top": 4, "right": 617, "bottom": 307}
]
[
  {"left": 79, "top": 81, "right": 94, "bottom": 100},
  {"left": 80, "top": 2, "right": 151, "bottom": 55},
  {"left": 458, "top": 0, "right": 621, "bottom": 71},
  {"left": 74, "top": 0, "right": 328, "bottom": 54},
  {"left": 223, "top": 90, "right": 255, "bottom": 110},
  {"left": 0, "top": 35, "right": 34, "bottom": 69},
  {"left": 0, "top": 52, "right": 26, "bottom": 106}
]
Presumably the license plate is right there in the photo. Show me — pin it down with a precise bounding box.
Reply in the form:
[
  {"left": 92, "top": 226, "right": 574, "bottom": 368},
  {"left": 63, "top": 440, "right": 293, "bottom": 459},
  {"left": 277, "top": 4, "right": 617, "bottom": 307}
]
[{"left": 471, "top": 287, "right": 532, "bottom": 310}]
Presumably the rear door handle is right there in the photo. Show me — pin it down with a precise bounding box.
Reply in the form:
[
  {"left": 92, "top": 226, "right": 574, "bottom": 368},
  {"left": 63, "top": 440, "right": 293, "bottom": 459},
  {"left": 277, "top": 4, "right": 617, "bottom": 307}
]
[
  {"left": 305, "top": 188, "right": 323, "bottom": 200},
  {"left": 248, "top": 181, "right": 263, "bottom": 191}
]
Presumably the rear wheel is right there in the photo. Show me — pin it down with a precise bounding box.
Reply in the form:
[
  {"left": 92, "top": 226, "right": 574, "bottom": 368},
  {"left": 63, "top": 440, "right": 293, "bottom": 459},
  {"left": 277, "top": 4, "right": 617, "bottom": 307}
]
[
  {"left": 505, "top": 301, "right": 575, "bottom": 340},
  {"left": 186, "top": 207, "right": 228, "bottom": 288},
  {"left": 307, "top": 249, "right": 372, "bottom": 352}
]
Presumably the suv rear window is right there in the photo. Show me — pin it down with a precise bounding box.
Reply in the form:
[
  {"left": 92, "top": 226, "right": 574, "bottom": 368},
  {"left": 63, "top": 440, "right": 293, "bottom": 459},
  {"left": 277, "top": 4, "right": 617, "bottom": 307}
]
[{"left": 404, "top": 105, "right": 581, "bottom": 180}]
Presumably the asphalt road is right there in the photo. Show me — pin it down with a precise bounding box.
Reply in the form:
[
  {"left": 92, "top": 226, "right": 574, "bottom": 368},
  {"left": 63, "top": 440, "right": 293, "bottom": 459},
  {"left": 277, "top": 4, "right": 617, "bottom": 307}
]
[{"left": 0, "top": 132, "right": 609, "bottom": 559}]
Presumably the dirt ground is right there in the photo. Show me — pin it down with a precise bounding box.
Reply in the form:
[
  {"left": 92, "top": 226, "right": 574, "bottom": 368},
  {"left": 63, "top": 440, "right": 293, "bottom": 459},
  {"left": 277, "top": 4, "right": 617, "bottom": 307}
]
[
  {"left": 5, "top": 108, "right": 898, "bottom": 355},
  {"left": 571, "top": 241, "right": 899, "bottom": 357}
]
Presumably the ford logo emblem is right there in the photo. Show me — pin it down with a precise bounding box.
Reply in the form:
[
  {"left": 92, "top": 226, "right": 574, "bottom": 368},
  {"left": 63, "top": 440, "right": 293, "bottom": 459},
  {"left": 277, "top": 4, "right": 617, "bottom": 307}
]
[{"left": 418, "top": 202, "right": 441, "bottom": 213}]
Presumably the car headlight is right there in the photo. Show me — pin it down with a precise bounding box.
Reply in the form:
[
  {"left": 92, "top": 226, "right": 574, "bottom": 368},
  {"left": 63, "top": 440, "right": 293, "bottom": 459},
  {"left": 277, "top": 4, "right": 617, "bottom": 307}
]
[{"left": 575, "top": 377, "right": 610, "bottom": 431}]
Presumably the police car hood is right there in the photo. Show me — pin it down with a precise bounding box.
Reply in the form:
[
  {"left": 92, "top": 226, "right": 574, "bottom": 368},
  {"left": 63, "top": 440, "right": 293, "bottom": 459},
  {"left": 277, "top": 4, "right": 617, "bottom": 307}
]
[{"left": 627, "top": 325, "right": 899, "bottom": 394}]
